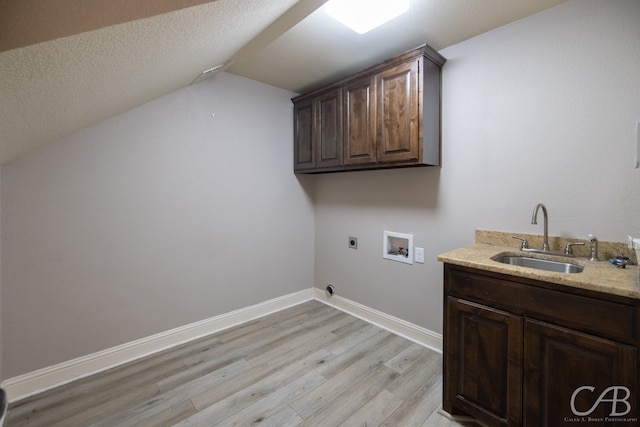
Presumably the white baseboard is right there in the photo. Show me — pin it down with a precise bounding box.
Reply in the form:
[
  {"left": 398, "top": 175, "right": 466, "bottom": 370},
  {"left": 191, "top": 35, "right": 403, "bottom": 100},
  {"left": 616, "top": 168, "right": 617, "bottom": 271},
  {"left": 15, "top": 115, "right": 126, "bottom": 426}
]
[
  {"left": 312, "top": 287, "right": 443, "bottom": 353},
  {"left": 2, "top": 287, "right": 442, "bottom": 404},
  {"left": 1, "top": 289, "right": 314, "bottom": 403}
]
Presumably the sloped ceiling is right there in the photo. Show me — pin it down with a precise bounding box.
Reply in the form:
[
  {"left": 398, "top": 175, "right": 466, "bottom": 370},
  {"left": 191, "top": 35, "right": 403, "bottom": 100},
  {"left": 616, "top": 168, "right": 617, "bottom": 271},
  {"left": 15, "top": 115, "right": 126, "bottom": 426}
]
[{"left": 0, "top": 0, "right": 569, "bottom": 165}]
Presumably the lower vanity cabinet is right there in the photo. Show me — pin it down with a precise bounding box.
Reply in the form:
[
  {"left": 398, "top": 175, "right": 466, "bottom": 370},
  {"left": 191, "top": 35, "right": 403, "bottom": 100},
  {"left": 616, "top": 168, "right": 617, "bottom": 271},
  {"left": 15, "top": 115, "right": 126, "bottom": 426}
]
[{"left": 443, "top": 264, "right": 639, "bottom": 427}]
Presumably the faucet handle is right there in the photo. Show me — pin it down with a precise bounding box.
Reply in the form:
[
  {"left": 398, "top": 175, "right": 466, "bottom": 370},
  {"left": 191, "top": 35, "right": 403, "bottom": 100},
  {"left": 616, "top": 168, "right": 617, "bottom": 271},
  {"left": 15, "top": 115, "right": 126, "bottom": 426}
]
[
  {"left": 512, "top": 236, "right": 529, "bottom": 250},
  {"left": 564, "top": 241, "right": 585, "bottom": 256},
  {"left": 588, "top": 234, "right": 598, "bottom": 261}
]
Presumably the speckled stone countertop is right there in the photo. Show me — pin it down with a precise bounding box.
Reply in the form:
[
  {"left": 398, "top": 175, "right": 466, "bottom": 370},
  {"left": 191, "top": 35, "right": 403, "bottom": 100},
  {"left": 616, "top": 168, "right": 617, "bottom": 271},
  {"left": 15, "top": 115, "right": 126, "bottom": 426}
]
[{"left": 438, "top": 231, "right": 640, "bottom": 299}]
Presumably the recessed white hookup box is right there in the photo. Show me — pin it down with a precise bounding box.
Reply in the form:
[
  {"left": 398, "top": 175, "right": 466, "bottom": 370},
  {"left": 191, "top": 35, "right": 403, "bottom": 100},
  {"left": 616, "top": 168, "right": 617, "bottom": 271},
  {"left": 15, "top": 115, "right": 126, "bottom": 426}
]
[{"left": 383, "top": 231, "right": 413, "bottom": 265}]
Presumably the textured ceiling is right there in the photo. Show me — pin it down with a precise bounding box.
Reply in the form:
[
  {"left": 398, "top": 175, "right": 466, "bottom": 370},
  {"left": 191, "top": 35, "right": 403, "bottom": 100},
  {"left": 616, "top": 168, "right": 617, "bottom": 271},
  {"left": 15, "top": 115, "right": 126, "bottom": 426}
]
[
  {"left": 0, "top": 0, "right": 569, "bottom": 165},
  {"left": 0, "top": 0, "right": 221, "bottom": 52}
]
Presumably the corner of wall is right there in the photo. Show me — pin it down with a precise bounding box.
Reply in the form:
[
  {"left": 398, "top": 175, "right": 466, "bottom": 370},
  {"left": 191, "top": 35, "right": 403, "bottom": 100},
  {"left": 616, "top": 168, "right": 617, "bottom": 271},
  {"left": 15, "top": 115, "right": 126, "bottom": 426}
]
[{"left": 0, "top": 166, "right": 3, "bottom": 383}]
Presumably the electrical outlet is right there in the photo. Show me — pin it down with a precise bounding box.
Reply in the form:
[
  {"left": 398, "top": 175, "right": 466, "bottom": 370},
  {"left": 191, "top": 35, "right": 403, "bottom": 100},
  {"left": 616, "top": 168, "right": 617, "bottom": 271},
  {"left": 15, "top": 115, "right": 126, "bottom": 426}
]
[
  {"left": 415, "top": 247, "right": 425, "bottom": 263},
  {"left": 348, "top": 236, "right": 358, "bottom": 249}
]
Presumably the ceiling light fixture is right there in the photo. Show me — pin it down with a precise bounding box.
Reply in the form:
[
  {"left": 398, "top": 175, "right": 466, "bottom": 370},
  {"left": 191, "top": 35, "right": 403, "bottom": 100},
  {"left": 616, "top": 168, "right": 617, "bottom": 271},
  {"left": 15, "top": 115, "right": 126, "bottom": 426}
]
[{"left": 324, "top": 0, "right": 410, "bottom": 35}]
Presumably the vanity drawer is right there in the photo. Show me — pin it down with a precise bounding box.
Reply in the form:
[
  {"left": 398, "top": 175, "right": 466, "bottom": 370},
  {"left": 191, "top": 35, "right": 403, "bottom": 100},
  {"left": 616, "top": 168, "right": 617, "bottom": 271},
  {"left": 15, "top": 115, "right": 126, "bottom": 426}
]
[{"left": 446, "top": 265, "right": 637, "bottom": 345}]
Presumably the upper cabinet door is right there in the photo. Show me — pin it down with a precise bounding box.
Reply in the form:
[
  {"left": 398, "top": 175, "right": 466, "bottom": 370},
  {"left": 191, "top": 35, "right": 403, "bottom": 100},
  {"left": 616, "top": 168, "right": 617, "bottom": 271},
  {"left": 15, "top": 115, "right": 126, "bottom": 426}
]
[
  {"left": 376, "top": 57, "right": 420, "bottom": 163},
  {"left": 316, "top": 88, "right": 343, "bottom": 169},
  {"left": 293, "top": 97, "right": 314, "bottom": 171},
  {"left": 343, "top": 75, "right": 377, "bottom": 166}
]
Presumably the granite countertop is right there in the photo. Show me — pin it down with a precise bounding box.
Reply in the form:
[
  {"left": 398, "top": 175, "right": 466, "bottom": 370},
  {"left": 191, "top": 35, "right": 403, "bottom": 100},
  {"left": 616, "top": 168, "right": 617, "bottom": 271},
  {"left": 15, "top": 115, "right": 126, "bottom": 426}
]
[{"left": 438, "top": 243, "right": 640, "bottom": 299}]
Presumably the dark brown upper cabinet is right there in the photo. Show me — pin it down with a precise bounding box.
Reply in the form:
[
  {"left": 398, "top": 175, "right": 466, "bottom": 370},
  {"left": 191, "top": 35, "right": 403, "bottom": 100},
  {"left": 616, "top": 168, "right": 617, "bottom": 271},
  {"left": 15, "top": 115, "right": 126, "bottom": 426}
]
[{"left": 292, "top": 44, "right": 446, "bottom": 173}]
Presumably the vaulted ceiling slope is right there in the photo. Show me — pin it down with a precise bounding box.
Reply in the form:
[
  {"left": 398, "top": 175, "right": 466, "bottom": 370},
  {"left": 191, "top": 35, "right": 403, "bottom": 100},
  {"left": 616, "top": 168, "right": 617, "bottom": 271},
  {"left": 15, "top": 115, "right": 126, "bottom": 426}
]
[{"left": 0, "top": 0, "right": 568, "bottom": 165}]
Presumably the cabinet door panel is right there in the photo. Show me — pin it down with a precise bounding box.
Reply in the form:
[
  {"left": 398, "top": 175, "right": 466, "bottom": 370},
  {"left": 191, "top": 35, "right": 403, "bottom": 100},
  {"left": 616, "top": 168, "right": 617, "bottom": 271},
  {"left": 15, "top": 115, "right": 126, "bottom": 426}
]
[
  {"left": 316, "top": 89, "right": 343, "bottom": 168},
  {"left": 293, "top": 98, "right": 314, "bottom": 170},
  {"left": 444, "top": 297, "right": 523, "bottom": 426},
  {"left": 344, "top": 76, "right": 376, "bottom": 165},
  {"left": 377, "top": 58, "right": 420, "bottom": 163},
  {"left": 524, "top": 319, "right": 637, "bottom": 427}
]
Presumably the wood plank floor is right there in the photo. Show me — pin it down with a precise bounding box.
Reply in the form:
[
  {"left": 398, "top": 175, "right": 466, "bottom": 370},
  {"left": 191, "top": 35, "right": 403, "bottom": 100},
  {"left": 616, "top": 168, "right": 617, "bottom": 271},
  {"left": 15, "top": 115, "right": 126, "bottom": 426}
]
[{"left": 6, "top": 301, "right": 475, "bottom": 426}]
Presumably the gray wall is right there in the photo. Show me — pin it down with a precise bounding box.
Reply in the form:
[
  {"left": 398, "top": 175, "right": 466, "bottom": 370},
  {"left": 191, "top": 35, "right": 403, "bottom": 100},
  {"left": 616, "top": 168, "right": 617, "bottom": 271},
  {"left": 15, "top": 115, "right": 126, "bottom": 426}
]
[
  {"left": 1, "top": 73, "right": 315, "bottom": 377},
  {"left": 0, "top": 173, "right": 3, "bottom": 382},
  {"left": 1, "top": 0, "right": 639, "bottom": 381},
  {"left": 314, "top": 0, "right": 640, "bottom": 333}
]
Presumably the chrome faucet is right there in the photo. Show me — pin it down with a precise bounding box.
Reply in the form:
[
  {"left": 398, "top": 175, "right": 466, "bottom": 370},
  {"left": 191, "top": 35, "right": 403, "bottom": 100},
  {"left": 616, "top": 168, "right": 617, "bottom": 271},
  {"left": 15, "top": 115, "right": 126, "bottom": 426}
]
[
  {"left": 531, "top": 203, "right": 549, "bottom": 251},
  {"left": 512, "top": 203, "right": 576, "bottom": 256}
]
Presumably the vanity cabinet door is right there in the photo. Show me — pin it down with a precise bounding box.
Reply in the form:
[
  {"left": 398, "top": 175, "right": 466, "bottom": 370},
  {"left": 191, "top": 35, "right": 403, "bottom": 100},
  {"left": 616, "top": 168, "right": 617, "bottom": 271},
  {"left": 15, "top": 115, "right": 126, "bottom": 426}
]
[
  {"left": 524, "top": 319, "right": 637, "bottom": 427},
  {"left": 444, "top": 297, "right": 523, "bottom": 426}
]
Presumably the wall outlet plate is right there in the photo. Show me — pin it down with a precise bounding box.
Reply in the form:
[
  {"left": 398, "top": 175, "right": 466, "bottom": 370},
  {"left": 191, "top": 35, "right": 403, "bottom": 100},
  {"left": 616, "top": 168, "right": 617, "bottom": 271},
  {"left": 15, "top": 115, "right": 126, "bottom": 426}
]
[{"left": 348, "top": 236, "right": 358, "bottom": 249}]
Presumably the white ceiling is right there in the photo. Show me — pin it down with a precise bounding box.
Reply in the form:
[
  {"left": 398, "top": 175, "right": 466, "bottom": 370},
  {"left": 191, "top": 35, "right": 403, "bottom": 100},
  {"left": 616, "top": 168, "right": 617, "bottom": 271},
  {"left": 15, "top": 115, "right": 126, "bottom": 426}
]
[{"left": 0, "top": 0, "right": 569, "bottom": 165}]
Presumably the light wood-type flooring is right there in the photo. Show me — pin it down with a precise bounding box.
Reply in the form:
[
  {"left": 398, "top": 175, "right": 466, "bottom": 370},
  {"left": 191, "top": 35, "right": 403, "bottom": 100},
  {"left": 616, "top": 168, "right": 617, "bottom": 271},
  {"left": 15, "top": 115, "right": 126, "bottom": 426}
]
[{"left": 6, "top": 301, "right": 475, "bottom": 426}]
